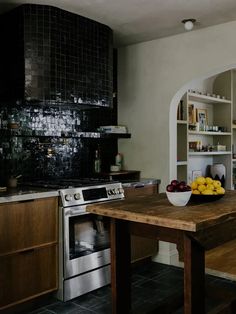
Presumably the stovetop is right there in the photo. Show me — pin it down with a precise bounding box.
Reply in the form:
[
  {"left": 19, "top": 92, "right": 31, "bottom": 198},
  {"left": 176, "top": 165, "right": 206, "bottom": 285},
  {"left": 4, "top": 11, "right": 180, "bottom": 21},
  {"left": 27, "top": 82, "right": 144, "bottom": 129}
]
[{"left": 21, "top": 178, "right": 116, "bottom": 189}]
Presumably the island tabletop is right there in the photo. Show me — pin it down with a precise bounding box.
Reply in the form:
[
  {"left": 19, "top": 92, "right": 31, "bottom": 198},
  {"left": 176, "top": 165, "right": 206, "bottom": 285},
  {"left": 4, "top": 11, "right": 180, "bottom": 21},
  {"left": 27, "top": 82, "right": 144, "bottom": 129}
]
[{"left": 86, "top": 191, "right": 236, "bottom": 314}]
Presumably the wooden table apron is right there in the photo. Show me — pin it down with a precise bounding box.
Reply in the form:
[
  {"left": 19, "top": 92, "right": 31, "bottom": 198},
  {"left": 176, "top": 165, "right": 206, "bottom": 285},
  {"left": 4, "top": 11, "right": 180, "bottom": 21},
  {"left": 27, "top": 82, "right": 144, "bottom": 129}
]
[{"left": 87, "top": 192, "right": 236, "bottom": 314}]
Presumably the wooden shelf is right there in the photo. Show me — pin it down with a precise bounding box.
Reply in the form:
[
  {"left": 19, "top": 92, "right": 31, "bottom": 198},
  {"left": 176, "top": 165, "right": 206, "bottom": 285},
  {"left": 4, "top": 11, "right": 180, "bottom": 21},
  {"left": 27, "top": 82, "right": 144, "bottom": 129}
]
[
  {"left": 188, "top": 131, "right": 231, "bottom": 136},
  {"left": 188, "top": 92, "right": 231, "bottom": 104},
  {"left": 177, "top": 161, "right": 188, "bottom": 166},
  {"left": 177, "top": 120, "right": 187, "bottom": 124},
  {"left": 0, "top": 129, "right": 131, "bottom": 139}
]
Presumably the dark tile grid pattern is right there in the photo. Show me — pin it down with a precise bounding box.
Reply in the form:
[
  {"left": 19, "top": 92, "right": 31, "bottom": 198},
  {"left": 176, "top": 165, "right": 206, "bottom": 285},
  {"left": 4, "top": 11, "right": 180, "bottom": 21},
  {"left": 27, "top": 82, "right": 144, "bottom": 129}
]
[
  {"left": 0, "top": 4, "right": 113, "bottom": 107},
  {"left": 27, "top": 262, "right": 236, "bottom": 314},
  {"left": 0, "top": 104, "right": 117, "bottom": 182}
]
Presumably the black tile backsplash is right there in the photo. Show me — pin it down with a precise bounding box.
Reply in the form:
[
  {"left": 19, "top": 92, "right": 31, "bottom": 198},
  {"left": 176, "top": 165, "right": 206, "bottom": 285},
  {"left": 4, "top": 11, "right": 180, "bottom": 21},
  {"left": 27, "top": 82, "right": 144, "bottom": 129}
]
[
  {"left": 0, "top": 104, "right": 117, "bottom": 183},
  {"left": 0, "top": 4, "right": 113, "bottom": 107}
]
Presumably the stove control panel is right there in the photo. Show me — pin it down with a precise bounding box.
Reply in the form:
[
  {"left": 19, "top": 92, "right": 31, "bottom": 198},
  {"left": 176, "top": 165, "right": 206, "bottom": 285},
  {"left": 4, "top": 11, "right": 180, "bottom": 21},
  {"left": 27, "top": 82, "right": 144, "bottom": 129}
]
[
  {"left": 107, "top": 187, "right": 124, "bottom": 196},
  {"left": 60, "top": 183, "right": 124, "bottom": 207}
]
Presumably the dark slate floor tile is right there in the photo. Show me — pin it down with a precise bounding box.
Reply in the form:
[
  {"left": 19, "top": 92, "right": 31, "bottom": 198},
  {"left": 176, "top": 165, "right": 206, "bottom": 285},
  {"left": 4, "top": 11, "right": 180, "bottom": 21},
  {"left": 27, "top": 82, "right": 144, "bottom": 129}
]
[
  {"left": 88, "top": 302, "right": 111, "bottom": 314},
  {"left": 73, "top": 294, "right": 104, "bottom": 309},
  {"left": 27, "top": 262, "right": 236, "bottom": 314},
  {"left": 70, "top": 308, "right": 95, "bottom": 314},
  {"left": 46, "top": 302, "right": 80, "bottom": 314}
]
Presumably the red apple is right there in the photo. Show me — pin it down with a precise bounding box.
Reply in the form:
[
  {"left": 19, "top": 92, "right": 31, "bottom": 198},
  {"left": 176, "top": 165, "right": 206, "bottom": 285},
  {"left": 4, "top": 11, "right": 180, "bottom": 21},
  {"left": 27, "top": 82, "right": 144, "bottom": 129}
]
[
  {"left": 171, "top": 180, "right": 179, "bottom": 187},
  {"left": 166, "top": 184, "right": 175, "bottom": 192}
]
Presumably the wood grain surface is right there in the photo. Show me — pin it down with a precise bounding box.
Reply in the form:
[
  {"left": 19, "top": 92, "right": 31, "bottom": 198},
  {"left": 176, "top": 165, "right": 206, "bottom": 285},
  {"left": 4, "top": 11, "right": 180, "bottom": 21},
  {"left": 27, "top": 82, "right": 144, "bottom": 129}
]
[{"left": 86, "top": 191, "right": 236, "bottom": 232}]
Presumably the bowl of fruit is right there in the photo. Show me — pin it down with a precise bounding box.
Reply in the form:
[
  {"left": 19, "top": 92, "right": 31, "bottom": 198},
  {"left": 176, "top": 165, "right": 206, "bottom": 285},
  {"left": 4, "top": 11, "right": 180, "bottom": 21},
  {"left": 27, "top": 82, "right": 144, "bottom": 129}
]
[
  {"left": 166, "top": 180, "right": 192, "bottom": 206},
  {"left": 190, "top": 176, "right": 225, "bottom": 203}
]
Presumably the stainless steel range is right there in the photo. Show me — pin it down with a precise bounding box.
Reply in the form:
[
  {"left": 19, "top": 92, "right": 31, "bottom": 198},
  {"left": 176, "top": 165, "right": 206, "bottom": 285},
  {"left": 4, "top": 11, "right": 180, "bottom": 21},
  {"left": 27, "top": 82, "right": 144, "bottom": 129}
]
[{"left": 56, "top": 181, "right": 124, "bottom": 302}]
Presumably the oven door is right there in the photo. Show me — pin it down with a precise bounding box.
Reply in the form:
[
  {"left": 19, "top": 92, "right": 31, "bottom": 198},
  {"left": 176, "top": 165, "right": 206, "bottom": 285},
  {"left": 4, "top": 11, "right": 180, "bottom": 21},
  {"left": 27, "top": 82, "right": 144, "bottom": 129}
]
[{"left": 63, "top": 206, "right": 110, "bottom": 279}]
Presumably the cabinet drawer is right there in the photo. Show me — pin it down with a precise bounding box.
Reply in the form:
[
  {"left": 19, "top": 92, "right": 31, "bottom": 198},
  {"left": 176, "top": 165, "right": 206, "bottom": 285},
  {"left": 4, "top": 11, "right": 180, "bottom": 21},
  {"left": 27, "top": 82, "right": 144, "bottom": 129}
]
[
  {"left": 0, "top": 244, "right": 58, "bottom": 309},
  {"left": 0, "top": 197, "right": 58, "bottom": 255},
  {"left": 124, "top": 185, "right": 158, "bottom": 198}
]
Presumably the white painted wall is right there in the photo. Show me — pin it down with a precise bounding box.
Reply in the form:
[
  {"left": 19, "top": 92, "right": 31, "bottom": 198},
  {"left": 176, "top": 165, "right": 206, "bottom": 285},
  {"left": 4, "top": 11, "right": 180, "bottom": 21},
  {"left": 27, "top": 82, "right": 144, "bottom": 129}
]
[
  {"left": 118, "top": 20, "right": 236, "bottom": 193},
  {"left": 117, "top": 21, "right": 236, "bottom": 265}
]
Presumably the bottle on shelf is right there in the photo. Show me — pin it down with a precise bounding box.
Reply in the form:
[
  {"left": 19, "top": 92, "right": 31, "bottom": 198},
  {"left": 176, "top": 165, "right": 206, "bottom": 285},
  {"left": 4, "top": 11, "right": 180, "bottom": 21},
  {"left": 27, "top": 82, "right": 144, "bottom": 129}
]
[
  {"left": 94, "top": 147, "right": 101, "bottom": 173},
  {"left": 115, "top": 152, "right": 123, "bottom": 170}
]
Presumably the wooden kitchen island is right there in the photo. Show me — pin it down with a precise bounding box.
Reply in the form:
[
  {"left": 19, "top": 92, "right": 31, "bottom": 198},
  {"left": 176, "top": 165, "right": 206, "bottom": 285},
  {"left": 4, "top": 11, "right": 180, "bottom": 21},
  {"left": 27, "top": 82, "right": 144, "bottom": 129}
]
[{"left": 87, "top": 191, "right": 236, "bottom": 314}]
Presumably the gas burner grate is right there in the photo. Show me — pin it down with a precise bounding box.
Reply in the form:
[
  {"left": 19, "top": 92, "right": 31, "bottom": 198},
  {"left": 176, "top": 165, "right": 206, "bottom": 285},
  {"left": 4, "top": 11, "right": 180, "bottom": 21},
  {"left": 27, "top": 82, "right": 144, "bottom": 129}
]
[{"left": 21, "top": 177, "right": 116, "bottom": 189}]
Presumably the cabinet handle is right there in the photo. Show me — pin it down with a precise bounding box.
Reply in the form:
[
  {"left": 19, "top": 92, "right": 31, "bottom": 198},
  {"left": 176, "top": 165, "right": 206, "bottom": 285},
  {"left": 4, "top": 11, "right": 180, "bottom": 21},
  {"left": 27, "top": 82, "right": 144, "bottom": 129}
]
[
  {"left": 19, "top": 248, "right": 35, "bottom": 254},
  {"left": 134, "top": 184, "right": 145, "bottom": 188}
]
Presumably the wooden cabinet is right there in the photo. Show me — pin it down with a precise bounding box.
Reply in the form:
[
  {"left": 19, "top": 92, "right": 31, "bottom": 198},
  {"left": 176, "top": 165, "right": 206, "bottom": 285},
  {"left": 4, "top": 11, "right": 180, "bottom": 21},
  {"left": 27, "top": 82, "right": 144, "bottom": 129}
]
[
  {"left": 0, "top": 197, "right": 58, "bottom": 310},
  {"left": 123, "top": 183, "right": 158, "bottom": 262}
]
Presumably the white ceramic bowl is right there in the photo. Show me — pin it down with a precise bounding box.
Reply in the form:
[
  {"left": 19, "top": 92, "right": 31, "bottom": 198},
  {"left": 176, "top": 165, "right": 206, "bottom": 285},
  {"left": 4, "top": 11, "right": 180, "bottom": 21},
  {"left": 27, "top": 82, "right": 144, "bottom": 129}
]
[{"left": 166, "top": 191, "right": 192, "bottom": 206}]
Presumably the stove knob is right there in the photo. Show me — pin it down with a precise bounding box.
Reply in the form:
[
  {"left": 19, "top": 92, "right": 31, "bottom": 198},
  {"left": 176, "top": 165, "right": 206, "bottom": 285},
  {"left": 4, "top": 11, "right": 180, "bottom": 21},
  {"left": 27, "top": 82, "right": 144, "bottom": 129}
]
[
  {"left": 119, "top": 188, "right": 124, "bottom": 194},
  {"left": 107, "top": 189, "right": 113, "bottom": 195},
  {"left": 65, "top": 194, "right": 73, "bottom": 201},
  {"left": 74, "top": 193, "right": 81, "bottom": 200}
]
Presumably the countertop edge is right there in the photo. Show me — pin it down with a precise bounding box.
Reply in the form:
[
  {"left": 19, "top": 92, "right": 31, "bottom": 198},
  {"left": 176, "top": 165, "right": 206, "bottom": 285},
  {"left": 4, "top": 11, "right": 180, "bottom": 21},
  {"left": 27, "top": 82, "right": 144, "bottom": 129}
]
[{"left": 0, "top": 190, "right": 59, "bottom": 203}]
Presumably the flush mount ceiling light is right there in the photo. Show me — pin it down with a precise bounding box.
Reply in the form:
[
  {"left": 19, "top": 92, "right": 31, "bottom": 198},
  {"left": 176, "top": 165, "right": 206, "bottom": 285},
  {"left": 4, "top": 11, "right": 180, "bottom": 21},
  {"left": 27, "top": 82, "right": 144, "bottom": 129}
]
[{"left": 182, "top": 18, "right": 196, "bottom": 31}]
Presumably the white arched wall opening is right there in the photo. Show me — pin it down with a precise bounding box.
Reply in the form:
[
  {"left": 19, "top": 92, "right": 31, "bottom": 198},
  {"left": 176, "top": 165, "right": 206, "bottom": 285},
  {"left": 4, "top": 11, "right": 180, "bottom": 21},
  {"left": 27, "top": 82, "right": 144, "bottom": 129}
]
[
  {"left": 161, "top": 64, "right": 236, "bottom": 266},
  {"left": 169, "top": 64, "right": 236, "bottom": 182}
]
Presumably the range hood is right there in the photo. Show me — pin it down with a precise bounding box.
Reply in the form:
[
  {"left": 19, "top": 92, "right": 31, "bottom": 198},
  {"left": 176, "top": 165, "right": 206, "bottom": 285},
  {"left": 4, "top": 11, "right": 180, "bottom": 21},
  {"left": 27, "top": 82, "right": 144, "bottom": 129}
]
[{"left": 0, "top": 4, "right": 113, "bottom": 107}]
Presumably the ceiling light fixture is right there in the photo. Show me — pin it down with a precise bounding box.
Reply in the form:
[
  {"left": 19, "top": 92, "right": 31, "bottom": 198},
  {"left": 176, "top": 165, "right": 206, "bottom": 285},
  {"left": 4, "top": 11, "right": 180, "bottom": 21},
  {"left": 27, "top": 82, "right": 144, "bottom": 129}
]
[{"left": 182, "top": 18, "right": 196, "bottom": 31}]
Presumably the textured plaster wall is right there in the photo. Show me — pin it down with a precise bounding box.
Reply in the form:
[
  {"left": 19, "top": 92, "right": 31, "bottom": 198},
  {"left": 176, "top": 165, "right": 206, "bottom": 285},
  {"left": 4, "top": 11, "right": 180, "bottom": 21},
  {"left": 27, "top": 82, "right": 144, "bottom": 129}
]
[{"left": 118, "top": 20, "right": 236, "bottom": 193}]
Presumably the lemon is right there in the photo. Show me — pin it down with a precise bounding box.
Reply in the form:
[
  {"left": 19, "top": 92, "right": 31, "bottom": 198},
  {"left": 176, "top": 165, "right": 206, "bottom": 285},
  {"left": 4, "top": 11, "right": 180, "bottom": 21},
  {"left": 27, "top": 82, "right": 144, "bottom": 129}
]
[
  {"left": 216, "top": 187, "right": 225, "bottom": 194},
  {"left": 213, "top": 180, "right": 221, "bottom": 188},
  {"left": 206, "top": 184, "right": 214, "bottom": 191},
  {"left": 192, "top": 189, "right": 200, "bottom": 194},
  {"left": 196, "top": 176, "right": 206, "bottom": 185},
  {"left": 198, "top": 184, "right": 206, "bottom": 193},
  {"left": 191, "top": 181, "right": 198, "bottom": 190},
  {"left": 205, "top": 177, "right": 213, "bottom": 184},
  {"left": 202, "top": 189, "right": 214, "bottom": 195}
]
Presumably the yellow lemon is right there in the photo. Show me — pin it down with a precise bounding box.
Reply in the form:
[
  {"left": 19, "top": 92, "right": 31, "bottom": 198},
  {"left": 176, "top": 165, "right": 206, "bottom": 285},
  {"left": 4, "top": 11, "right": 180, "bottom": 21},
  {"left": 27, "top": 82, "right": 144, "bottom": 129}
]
[
  {"left": 206, "top": 184, "right": 214, "bottom": 191},
  {"left": 213, "top": 180, "right": 221, "bottom": 188},
  {"left": 191, "top": 181, "right": 198, "bottom": 190},
  {"left": 216, "top": 187, "right": 225, "bottom": 195},
  {"left": 202, "top": 189, "right": 214, "bottom": 195},
  {"left": 192, "top": 189, "right": 200, "bottom": 194},
  {"left": 205, "top": 177, "right": 213, "bottom": 184},
  {"left": 198, "top": 184, "right": 206, "bottom": 193},
  {"left": 196, "top": 176, "right": 206, "bottom": 185}
]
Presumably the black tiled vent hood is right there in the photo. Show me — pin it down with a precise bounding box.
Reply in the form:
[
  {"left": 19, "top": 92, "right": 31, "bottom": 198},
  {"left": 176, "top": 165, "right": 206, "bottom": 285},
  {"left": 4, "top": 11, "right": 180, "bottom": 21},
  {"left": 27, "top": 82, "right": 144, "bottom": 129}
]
[{"left": 0, "top": 4, "right": 113, "bottom": 107}]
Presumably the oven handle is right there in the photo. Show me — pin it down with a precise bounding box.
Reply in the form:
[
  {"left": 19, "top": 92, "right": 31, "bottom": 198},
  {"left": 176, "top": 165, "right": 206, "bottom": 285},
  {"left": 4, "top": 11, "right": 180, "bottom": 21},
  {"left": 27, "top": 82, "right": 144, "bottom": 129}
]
[{"left": 64, "top": 206, "right": 89, "bottom": 216}]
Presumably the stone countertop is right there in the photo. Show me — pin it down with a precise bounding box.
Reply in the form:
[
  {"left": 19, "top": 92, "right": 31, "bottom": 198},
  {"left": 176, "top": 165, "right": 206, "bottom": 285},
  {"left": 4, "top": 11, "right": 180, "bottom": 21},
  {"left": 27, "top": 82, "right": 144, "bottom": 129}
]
[
  {"left": 0, "top": 187, "right": 59, "bottom": 203},
  {"left": 86, "top": 191, "right": 236, "bottom": 232}
]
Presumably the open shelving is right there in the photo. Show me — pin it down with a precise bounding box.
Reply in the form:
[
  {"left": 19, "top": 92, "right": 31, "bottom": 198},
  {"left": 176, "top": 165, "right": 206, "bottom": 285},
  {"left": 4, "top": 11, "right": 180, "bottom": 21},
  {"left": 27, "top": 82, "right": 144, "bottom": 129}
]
[{"left": 176, "top": 70, "right": 235, "bottom": 189}]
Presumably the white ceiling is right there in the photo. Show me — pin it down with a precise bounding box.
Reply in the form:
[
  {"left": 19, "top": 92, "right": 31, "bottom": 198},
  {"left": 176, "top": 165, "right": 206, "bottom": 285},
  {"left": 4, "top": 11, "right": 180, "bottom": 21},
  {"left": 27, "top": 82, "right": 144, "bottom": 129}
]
[{"left": 1, "top": 0, "right": 236, "bottom": 47}]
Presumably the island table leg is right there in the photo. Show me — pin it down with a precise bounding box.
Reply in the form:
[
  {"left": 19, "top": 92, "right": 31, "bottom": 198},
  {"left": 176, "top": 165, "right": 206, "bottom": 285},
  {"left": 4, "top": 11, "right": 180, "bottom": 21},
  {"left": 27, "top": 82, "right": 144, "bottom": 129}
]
[
  {"left": 110, "top": 218, "right": 131, "bottom": 314},
  {"left": 184, "top": 233, "right": 205, "bottom": 314}
]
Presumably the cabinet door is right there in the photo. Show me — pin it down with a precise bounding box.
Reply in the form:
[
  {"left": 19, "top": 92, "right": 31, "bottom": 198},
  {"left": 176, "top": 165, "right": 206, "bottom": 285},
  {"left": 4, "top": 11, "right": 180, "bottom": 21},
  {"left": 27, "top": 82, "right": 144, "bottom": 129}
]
[
  {"left": 124, "top": 185, "right": 158, "bottom": 262},
  {"left": 0, "top": 197, "right": 58, "bottom": 255},
  {"left": 0, "top": 245, "right": 58, "bottom": 309}
]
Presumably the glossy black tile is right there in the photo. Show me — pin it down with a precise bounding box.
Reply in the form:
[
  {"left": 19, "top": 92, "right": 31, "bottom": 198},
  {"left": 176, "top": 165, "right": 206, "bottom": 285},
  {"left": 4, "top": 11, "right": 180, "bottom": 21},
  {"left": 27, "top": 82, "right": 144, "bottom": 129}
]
[{"left": 0, "top": 4, "right": 113, "bottom": 107}]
